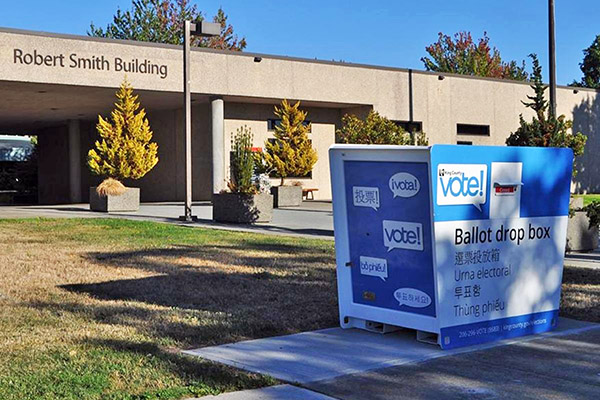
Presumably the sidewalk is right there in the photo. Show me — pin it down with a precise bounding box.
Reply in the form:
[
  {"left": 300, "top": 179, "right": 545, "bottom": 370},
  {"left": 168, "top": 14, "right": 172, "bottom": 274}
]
[
  {"left": 0, "top": 201, "right": 334, "bottom": 239},
  {"left": 306, "top": 326, "right": 600, "bottom": 399},
  {"left": 565, "top": 249, "right": 600, "bottom": 269},
  {"left": 185, "top": 318, "right": 600, "bottom": 400}
]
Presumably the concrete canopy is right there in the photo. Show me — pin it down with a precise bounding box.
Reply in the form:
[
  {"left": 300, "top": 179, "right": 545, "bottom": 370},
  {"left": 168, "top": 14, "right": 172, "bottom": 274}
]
[{"left": 0, "top": 81, "right": 185, "bottom": 133}]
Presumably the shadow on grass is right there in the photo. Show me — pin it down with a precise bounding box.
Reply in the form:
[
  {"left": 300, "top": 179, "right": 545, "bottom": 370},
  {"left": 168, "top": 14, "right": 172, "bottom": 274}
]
[
  {"left": 28, "top": 241, "right": 338, "bottom": 349},
  {"left": 85, "top": 243, "right": 335, "bottom": 270},
  {"left": 560, "top": 266, "right": 600, "bottom": 323}
]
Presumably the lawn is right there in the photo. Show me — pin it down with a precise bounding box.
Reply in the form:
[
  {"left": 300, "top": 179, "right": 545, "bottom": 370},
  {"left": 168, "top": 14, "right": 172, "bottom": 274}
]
[
  {"left": 0, "top": 218, "right": 337, "bottom": 400},
  {"left": 574, "top": 193, "right": 600, "bottom": 207},
  {"left": 0, "top": 218, "right": 598, "bottom": 400}
]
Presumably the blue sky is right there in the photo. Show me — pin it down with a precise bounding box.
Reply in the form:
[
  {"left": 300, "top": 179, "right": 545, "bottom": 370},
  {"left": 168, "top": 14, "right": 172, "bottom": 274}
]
[{"left": 1, "top": 0, "right": 598, "bottom": 85}]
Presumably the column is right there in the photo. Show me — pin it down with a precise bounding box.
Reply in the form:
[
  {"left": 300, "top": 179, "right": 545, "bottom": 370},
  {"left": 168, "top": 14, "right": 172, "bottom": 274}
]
[
  {"left": 211, "top": 97, "right": 225, "bottom": 194},
  {"left": 68, "top": 120, "right": 82, "bottom": 203}
]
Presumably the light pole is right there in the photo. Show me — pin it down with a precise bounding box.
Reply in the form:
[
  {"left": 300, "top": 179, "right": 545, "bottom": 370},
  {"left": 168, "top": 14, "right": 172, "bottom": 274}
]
[
  {"left": 180, "top": 20, "right": 220, "bottom": 222},
  {"left": 548, "top": 0, "right": 557, "bottom": 117}
]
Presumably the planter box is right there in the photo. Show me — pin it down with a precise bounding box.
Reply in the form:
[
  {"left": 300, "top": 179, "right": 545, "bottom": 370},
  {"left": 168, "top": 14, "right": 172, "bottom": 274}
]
[
  {"left": 89, "top": 187, "right": 140, "bottom": 212},
  {"left": 567, "top": 210, "right": 599, "bottom": 252},
  {"left": 271, "top": 185, "right": 302, "bottom": 207},
  {"left": 213, "top": 192, "right": 273, "bottom": 223}
]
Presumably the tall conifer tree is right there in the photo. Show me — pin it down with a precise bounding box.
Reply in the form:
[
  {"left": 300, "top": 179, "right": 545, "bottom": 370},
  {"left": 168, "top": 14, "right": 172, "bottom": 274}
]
[
  {"left": 506, "top": 54, "right": 586, "bottom": 175},
  {"left": 88, "top": 79, "right": 159, "bottom": 182},
  {"left": 262, "top": 100, "right": 318, "bottom": 186}
]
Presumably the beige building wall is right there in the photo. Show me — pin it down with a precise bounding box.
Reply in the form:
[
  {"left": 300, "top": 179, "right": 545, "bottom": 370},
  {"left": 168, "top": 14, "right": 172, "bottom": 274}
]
[
  {"left": 411, "top": 72, "right": 534, "bottom": 145},
  {"left": 3, "top": 27, "right": 600, "bottom": 201}
]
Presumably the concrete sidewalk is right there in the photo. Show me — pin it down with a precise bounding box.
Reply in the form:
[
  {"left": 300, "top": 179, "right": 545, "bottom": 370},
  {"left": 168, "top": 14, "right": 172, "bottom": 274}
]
[
  {"left": 565, "top": 249, "right": 600, "bottom": 269},
  {"left": 0, "top": 201, "right": 334, "bottom": 239},
  {"left": 307, "top": 327, "right": 600, "bottom": 399},
  {"left": 186, "top": 318, "right": 600, "bottom": 399}
]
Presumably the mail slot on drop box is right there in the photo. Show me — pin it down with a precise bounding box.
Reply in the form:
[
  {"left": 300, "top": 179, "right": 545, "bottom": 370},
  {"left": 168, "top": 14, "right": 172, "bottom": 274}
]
[{"left": 329, "top": 144, "right": 573, "bottom": 349}]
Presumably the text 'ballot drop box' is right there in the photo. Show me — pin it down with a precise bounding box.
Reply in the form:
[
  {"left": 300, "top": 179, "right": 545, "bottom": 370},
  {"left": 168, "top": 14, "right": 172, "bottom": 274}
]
[{"left": 329, "top": 144, "right": 573, "bottom": 349}]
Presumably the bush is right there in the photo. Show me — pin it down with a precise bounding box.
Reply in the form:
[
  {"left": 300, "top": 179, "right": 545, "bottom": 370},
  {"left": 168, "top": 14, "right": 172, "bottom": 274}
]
[
  {"left": 337, "top": 111, "right": 428, "bottom": 145},
  {"left": 228, "top": 126, "right": 256, "bottom": 194},
  {"left": 88, "top": 78, "right": 159, "bottom": 184},
  {"left": 584, "top": 201, "right": 600, "bottom": 229}
]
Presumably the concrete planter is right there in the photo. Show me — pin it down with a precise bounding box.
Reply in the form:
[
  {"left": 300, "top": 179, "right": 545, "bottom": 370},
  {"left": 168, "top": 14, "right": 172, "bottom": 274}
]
[
  {"left": 212, "top": 192, "right": 273, "bottom": 223},
  {"left": 271, "top": 185, "right": 302, "bottom": 208},
  {"left": 89, "top": 187, "right": 140, "bottom": 212},
  {"left": 567, "top": 210, "right": 599, "bottom": 252}
]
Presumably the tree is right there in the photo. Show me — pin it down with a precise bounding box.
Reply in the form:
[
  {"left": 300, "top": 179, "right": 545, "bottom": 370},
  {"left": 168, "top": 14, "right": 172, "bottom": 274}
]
[
  {"left": 422, "top": 31, "right": 528, "bottom": 81},
  {"left": 88, "top": 78, "right": 159, "bottom": 185},
  {"left": 89, "top": 0, "right": 246, "bottom": 51},
  {"left": 336, "top": 111, "right": 428, "bottom": 146},
  {"left": 571, "top": 35, "right": 600, "bottom": 88},
  {"left": 506, "top": 54, "right": 587, "bottom": 171},
  {"left": 262, "top": 100, "right": 318, "bottom": 186}
]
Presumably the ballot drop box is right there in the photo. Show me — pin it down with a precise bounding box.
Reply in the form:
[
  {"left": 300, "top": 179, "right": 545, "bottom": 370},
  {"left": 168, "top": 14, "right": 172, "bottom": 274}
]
[{"left": 329, "top": 144, "right": 573, "bottom": 349}]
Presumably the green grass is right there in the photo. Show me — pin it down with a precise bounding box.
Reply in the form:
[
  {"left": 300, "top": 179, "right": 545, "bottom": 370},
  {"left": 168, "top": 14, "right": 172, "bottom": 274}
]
[
  {"left": 0, "top": 218, "right": 336, "bottom": 400},
  {"left": 574, "top": 194, "right": 600, "bottom": 207}
]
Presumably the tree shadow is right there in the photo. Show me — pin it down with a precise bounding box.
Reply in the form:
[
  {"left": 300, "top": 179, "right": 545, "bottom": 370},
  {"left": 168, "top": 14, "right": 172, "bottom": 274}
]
[
  {"left": 26, "top": 241, "right": 338, "bottom": 349},
  {"left": 563, "top": 265, "right": 600, "bottom": 286}
]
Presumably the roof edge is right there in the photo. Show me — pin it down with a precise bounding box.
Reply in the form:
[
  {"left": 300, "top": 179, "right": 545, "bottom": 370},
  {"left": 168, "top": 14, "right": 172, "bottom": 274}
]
[{"left": 0, "top": 25, "right": 598, "bottom": 94}]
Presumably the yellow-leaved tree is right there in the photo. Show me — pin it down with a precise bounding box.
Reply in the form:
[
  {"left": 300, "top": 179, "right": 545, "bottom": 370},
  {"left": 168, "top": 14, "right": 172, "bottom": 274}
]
[
  {"left": 262, "top": 100, "right": 317, "bottom": 186},
  {"left": 88, "top": 78, "right": 158, "bottom": 194}
]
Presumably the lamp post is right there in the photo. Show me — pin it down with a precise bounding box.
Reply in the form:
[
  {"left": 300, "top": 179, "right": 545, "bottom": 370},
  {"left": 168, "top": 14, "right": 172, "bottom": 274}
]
[
  {"left": 180, "top": 20, "right": 220, "bottom": 222},
  {"left": 548, "top": 0, "right": 557, "bottom": 118}
]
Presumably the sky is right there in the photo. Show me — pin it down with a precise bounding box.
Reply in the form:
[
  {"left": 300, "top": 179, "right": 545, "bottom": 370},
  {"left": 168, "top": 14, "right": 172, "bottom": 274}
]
[{"left": 0, "top": 0, "right": 598, "bottom": 85}]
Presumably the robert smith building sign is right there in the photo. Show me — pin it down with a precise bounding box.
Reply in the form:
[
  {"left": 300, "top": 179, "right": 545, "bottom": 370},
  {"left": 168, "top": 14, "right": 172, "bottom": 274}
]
[{"left": 13, "top": 48, "right": 169, "bottom": 79}]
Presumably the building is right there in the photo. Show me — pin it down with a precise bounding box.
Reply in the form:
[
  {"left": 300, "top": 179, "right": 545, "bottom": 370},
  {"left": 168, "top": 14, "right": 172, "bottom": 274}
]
[{"left": 1, "top": 26, "right": 599, "bottom": 204}]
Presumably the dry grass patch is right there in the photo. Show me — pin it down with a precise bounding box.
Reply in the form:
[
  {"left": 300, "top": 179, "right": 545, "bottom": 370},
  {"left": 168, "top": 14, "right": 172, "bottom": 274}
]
[
  {"left": 0, "top": 218, "right": 337, "bottom": 400},
  {"left": 560, "top": 266, "right": 600, "bottom": 322}
]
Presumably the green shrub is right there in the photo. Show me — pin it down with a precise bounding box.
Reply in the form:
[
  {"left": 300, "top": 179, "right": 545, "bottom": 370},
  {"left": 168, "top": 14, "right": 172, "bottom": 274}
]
[
  {"left": 337, "top": 111, "right": 428, "bottom": 145},
  {"left": 228, "top": 125, "right": 255, "bottom": 194},
  {"left": 584, "top": 201, "right": 600, "bottom": 229}
]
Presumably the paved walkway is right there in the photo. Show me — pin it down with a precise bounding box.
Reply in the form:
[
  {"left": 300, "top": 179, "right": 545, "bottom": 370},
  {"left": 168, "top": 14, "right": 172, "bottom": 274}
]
[
  {"left": 307, "top": 326, "right": 600, "bottom": 400},
  {"left": 185, "top": 319, "right": 600, "bottom": 399},
  {"left": 565, "top": 249, "right": 600, "bottom": 269},
  {"left": 0, "top": 201, "right": 334, "bottom": 239}
]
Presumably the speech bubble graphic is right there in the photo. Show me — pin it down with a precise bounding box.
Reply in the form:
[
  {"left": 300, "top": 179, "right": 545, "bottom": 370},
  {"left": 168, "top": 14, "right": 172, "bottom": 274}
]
[
  {"left": 359, "top": 256, "right": 388, "bottom": 281},
  {"left": 352, "top": 186, "right": 380, "bottom": 211},
  {"left": 437, "top": 164, "right": 487, "bottom": 211},
  {"left": 383, "top": 220, "right": 424, "bottom": 252},
  {"left": 389, "top": 172, "right": 420, "bottom": 198},
  {"left": 394, "top": 288, "right": 432, "bottom": 308}
]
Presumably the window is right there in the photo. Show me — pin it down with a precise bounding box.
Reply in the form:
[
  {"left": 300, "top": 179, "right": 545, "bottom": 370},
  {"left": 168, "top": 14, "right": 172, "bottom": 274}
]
[
  {"left": 457, "top": 124, "right": 490, "bottom": 136},
  {"left": 267, "top": 119, "right": 280, "bottom": 131},
  {"left": 0, "top": 137, "right": 33, "bottom": 162},
  {"left": 393, "top": 120, "right": 423, "bottom": 133},
  {"left": 267, "top": 119, "right": 311, "bottom": 132},
  {"left": 457, "top": 140, "right": 473, "bottom": 145}
]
